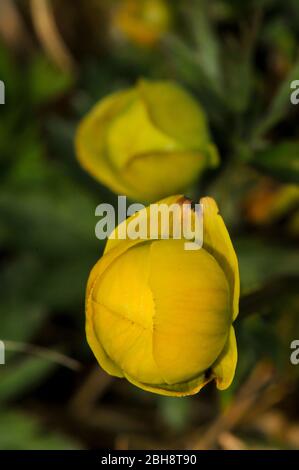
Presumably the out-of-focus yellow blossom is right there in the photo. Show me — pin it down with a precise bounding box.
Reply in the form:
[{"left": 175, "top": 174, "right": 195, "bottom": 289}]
[
  {"left": 244, "top": 179, "right": 299, "bottom": 225},
  {"left": 86, "top": 195, "right": 239, "bottom": 396},
  {"left": 76, "top": 79, "right": 219, "bottom": 202},
  {"left": 112, "top": 0, "right": 171, "bottom": 47}
]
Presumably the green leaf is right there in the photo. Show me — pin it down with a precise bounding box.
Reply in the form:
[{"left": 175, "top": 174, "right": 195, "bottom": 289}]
[
  {"left": 158, "top": 396, "right": 191, "bottom": 431},
  {"left": 236, "top": 237, "right": 299, "bottom": 294},
  {"left": 162, "top": 35, "right": 228, "bottom": 124},
  {"left": 251, "top": 141, "right": 299, "bottom": 183},
  {"left": 27, "top": 55, "right": 73, "bottom": 105},
  {"left": 0, "top": 302, "right": 45, "bottom": 344},
  {"left": 222, "top": 42, "right": 254, "bottom": 114},
  {"left": 187, "top": 0, "right": 222, "bottom": 88},
  {"left": 253, "top": 59, "right": 299, "bottom": 138},
  {"left": 0, "top": 187, "right": 101, "bottom": 310},
  {"left": 0, "top": 410, "right": 81, "bottom": 449},
  {"left": 0, "top": 357, "right": 54, "bottom": 404},
  {"left": 0, "top": 43, "right": 20, "bottom": 99},
  {"left": 0, "top": 253, "right": 47, "bottom": 341}
]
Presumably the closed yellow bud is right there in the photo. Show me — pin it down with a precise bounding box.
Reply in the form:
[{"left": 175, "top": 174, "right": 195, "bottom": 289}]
[
  {"left": 112, "top": 0, "right": 171, "bottom": 47},
  {"left": 76, "top": 79, "right": 219, "bottom": 202},
  {"left": 86, "top": 195, "right": 239, "bottom": 396}
]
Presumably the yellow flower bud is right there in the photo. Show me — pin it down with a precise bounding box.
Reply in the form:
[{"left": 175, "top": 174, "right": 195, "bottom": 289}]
[
  {"left": 86, "top": 195, "right": 239, "bottom": 396},
  {"left": 112, "top": 0, "right": 171, "bottom": 47},
  {"left": 76, "top": 79, "right": 219, "bottom": 202}
]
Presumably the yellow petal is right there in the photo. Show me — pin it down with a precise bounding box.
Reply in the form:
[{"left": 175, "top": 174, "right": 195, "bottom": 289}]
[
  {"left": 106, "top": 96, "right": 206, "bottom": 202},
  {"left": 107, "top": 97, "right": 181, "bottom": 169},
  {"left": 124, "top": 371, "right": 213, "bottom": 397},
  {"left": 76, "top": 88, "right": 139, "bottom": 197},
  {"left": 200, "top": 197, "right": 240, "bottom": 320},
  {"left": 138, "top": 79, "right": 210, "bottom": 149},
  {"left": 92, "top": 243, "right": 165, "bottom": 384},
  {"left": 86, "top": 313, "right": 123, "bottom": 378},
  {"left": 122, "top": 151, "right": 209, "bottom": 202},
  {"left": 148, "top": 239, "right": 230, "bottom": 384},
  {"left": 104, "top": 194, "right": 186, "bottom": 253},
  {"left": 213, "top": 326, "right": 238, "bottom": 390},
  {"left": 86, "top": 238, "right": 147, "bottom": 378}
]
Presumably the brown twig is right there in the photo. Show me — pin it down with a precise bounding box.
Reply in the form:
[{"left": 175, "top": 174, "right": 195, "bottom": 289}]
[
  {"left": 4, "top": 340, "right": 81, "bottom": 371},
  {"left": 189, "top": 361, "right": 275, "bottom": 450},
  {"left": 218, "top": 431, "right": 247, "bottom": 450},
  {"left": 69, "top": 366, "right": 113, "bottom": 419},
  {"left": 0, "top": 0, "right": 33, "bottom": 51},
  {"left": 30, "top": 0, "right": 76, "bottom": 72}
]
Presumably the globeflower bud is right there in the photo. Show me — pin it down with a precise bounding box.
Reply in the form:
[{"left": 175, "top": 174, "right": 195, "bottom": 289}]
[
  {"left": 86, "top": 195, "right": 239, "bottom": 396},
  {"left": 112, "top": 0, "right": 171, "bottom": 47},
  {"left": 76, "top": 79, "right": 219, "bottom": 202}
]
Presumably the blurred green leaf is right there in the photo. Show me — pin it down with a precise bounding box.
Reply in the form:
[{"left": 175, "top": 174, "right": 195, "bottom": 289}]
[
  {"left": 162, "top": 35, "right": 228, "bottom": 125},
  {"left": 0, "top": 253, "right": 47, "bottom": 341},
  {"left": 187, "top": 0, "right": 222, "bottom": 88},
  {"left": 0, "top": 43, "right": 20, "bottom": 99},
  {"left": 0, "top": 357, "right": 54, "bottom": 404},
  {"left": 0, "top": 410, "right": 81, "bottom": 449},
  {"left": 262, "top": 18, "right": 297, "bottom": 61},
  {"left": 251, "top": 141, "right": 299, "bottom": 183},
  {"left": 253, "top": 59, "right": 299, "bottom": 138},
  {"left": 236, "top": 237, "right": 299, "bottom": 294},
  {"left": 222, "top": 43, "right": 254, "bottom": 114},
  {"left": 232, "top": 315, "right": 281, "bottom": 388},
  {"left": 27, "top": 55, "right": 73, "bottom": 105},
  {"left": 0, "top": 302, "right": 45, "bottom": 344},
  {"left": 0, "top": 187, "right": 100, "bottom": 310},
  {"left": 158, "top": 396, "right": 191, "bottom": 431}
]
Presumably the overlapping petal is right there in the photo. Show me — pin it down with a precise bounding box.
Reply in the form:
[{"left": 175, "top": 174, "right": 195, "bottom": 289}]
[{"left": 200, "top": 197, "right": 240, "bottom": 320}]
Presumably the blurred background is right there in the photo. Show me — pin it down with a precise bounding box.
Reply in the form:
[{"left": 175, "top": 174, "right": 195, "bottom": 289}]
[{"left": 0, "top": 0, "right": 299, "bottom": 450}]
